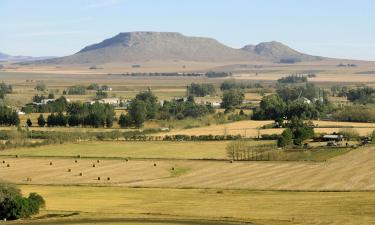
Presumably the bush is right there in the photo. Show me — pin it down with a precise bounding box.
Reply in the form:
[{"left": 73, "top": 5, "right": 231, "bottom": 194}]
[
  {"left": 277, "top": 128, "right": 293, "bottom": 148},
  {"left": 0, "top": 183, "right": 45, "bottom": 220}
]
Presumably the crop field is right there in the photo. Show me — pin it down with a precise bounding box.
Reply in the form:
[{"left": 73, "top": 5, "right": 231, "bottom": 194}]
[
  {"left": 0, "top": 144, "right": 374, "bottom": 191},
  {"left": 10, "top": 185, "right": 373, "bottom": 225},
  {"left": 0, "top": 140, "right": 273, "bottom": 159},
  {"left": 164, "top": 120, "right": 375, "bottom": 137}
]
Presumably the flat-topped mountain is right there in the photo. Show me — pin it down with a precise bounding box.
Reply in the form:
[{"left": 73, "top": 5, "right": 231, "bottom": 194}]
[{"left": 39, "top": 32, "right": 322, "bottom": 65}]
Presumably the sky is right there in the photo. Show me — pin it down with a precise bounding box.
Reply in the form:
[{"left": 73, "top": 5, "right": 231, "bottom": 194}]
[{"left": 0, "top": 0, "right": 374, "bottom": 60}]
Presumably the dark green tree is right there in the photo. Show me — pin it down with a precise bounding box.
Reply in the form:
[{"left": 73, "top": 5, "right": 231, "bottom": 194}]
[
  {"left": 26, "top": 118, "right": 32, "bottom": 127},
  {"left": 37, "top": 114, "right": 46, "bottom": 127},
  {"left": 221, "top": 89, "right": 244, "bottom": 110}
]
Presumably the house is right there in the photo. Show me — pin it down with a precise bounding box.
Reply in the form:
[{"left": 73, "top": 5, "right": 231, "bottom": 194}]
[
  {"left": 41, "top": 99, "right": 56, "bottom": 104},
  {"left": 322, "top": 134, "right": 344, "bottom": 142},
  {"left": 32, "top": 98, "right": 55, "bottom": 106},
  {"left": 212, "top": 102, "right": 222, "bottom": 108},
  {"left": 88, "top": 98, "right": 131, "bottom": 107}
]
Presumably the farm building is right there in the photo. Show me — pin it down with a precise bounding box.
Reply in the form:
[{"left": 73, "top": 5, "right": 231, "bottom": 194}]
[{"left": 322, "top": 134, "right": 344, "bottom": 142}]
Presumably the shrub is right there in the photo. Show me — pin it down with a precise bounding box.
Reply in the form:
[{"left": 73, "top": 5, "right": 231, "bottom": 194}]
[{"left": 0, "top": 184, "right": 45, "bottom": 220}]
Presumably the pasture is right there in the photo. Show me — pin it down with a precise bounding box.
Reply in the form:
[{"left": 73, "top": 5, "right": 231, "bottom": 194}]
[
  {"left": 0, "top": 140, "right": 273, "bottom": 160},
  {"left": 15, "top": 185, "right": 375, "bottom": 225}
]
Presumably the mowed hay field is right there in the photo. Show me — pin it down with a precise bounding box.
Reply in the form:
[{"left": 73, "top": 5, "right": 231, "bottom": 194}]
[
  {"left": 16, "top": 185, "right": 375, "bottom": 225},
  {"left": 165, "top": 120, "right": 280, "bottom": 137},
  {"left": 0, "top": 140, "right": 273, "bottom": 159},
  {"left": 1, "top": 145, "right": 374, "bottom": 191},
  {"left": 164, "top": 120, "right": 375, "bottom": 137}
]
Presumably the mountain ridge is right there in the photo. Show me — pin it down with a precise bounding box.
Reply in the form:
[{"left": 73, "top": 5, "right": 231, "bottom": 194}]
[{"left": 36, "top": 32, "right": 323, "bottom": 65}]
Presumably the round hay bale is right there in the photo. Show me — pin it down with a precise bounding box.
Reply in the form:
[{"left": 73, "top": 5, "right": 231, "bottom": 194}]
[
  {"left": 171, "top": 167, "right": 175, "bottom": 171},
  {"left": 50, "top": 162, "right": 53, "bottom": 166},
  {"left": 107, "top": 177, "right": 111, "bottom": 181},
  {"left": 2, "top": 160, "right": 5, "bottom": 164},
  {"left": 75, "top": 160, "right": 78, "bottom": 163},
  {"left": 93, "top": 164, "right": 96, "bottom": 167},
  {"left": 15, "top": 155, "right": 19, "bottom": 158},
  {"left": 97, "top": 160, "right": 100, "bottom": 163},
  {"left": 125, "top": 159, "right": 129, "bottom": 162},
  {"left": 98, "top": 177, "right": 101, "bottom": 180},
  {"left": 229, "top": 160, "right": 233, "bottom": 163},
  {"left": 68, "top": 169, "right": 72, "bottom": 172},
  {"left": 6, "top": 164, "right": 10, "bottom": 167},
  {"left": 154, "top": 163, "right": 157, "bottom": 167},
  {"left": 79, "top": 172, "right": 83, "bottom": 176}
]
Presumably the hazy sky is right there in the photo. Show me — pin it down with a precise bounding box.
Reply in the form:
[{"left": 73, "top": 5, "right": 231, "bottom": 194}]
[{"left": 1, "top": 0, "right": 374, "bottom": 60}]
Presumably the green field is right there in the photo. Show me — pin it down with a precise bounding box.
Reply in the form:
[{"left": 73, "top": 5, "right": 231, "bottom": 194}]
[
  {"left": 0, "top": 140, "right": 274, "bottom": 160},
  {"left": 16, "top": 185, "right": 375, "bottom": 225}
]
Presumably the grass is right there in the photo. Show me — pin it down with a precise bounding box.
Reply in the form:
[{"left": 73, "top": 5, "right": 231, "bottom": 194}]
[
  {"left": 169, "top": 166, "right": 191, "bottom": 177},
  {"left": 17, "top": 185, "right": 375, "bottom": 225},
  {"left": 263, "top": 148, "right": 353, "bottom": 162},
  {"left": 0, "top": 140, "right": 275, "bottom": 160}
]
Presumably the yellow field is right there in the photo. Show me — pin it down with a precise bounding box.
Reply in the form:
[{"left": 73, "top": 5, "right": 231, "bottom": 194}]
[
  {"left": 163, "top": 120, "right": 375, "bottom": 137},
  {"left": 1, "top": 145, "right": 374, "bottom": 191},
  {"left": 165, "top": 120, "right": 278, "bottom": 137},
  {"left": 0, "top": 140, "right": 272, "bottom": 159},
  {"left": 16, "top": 185, "right": 375, "bottom": 225}
]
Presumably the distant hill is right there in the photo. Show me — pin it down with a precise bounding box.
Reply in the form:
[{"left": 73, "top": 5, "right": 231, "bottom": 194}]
[
  {"left": 242, "top": 41, "right": 322, "bottom": 63},
  {"left": 37, "top": 32, "right": 323, "bottom": 65},
  {"left": 0, "top": 52, "right": 54, "bottom": 62}
]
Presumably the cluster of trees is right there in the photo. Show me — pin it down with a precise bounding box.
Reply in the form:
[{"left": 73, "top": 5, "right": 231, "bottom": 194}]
[
  {"left": 187, "top": 83, "right": 215, "bottom": 97},
  {"left": 226, "top": 140, "right": 273, "bottom": 161},
  {"left": 0, "top": 106, "right": 19, "bottom": 126},
  {"left": 330, "top": 85, "right": 349, "bottom": 97},
  {"left": 40, "top": 102, "right": 116, "bottom": 128},
  {"left": 23, "top": 96, "right": 69, "bottom": 113},
  {"left": 119, "top": 91, "right": 215, "bottom": 128},
  {"left": 95, "top": 90, "right": 109, "bottom": 100},
  {"left": 332, "top": 105, "right": 375, "bottom": 122},
  {"left": 277, "top": 74, "right": 308, "bottom": 84},
  {"left": 253, "top": 84, "right": 328, "bottom": 122},
  {"left": 159, "top": 97, "right": 214, "bottom": 120},
  {"left": 34, "top": 82, "right": 47, "bottom": 92},
  {"left": 87, "top": 84, "right": 111, "bottom": 91},
  {"left": 220, "top": 80, "right": 263, "bottom": 91},
  {"left": 331, "top": 86, "right": 375, "bottom": 104},
  {"left": 205, "top": 71, "right": 231, "bottom": 78},
  {"left": 252, "top": 94, "right": 323, "bottom": 121},
  {"left": 63, "top": 86, "right": 86, "bottom": 95},
  {"left": 221, "top": 89, "right": 245, "bottom": 111},
  {"left": 32, "top": 94, "right": 55, "bottom": 103},
  {"left": 0, "top": 183, "right": 45, "bottom": 220},
  {"left": 0, "top": 82, "right": 13, "bottom": 99},
  {"left": 118, "top": 91, "right": 159, "bottom": 128},
  {"left": 121, "top": 72, "right": 203, "bottom": 77},
  {"left": 277, "top": 118, "right": 315, "bottom": 147},
  {"left": 164, "top": 134, "right": 242, "bottom": 141},
  {"left": 346, "top": 86, "right": 375, "bottom": 104}
]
